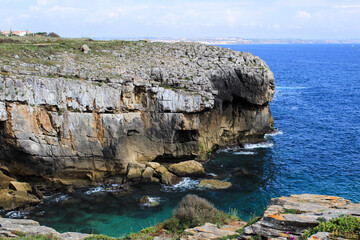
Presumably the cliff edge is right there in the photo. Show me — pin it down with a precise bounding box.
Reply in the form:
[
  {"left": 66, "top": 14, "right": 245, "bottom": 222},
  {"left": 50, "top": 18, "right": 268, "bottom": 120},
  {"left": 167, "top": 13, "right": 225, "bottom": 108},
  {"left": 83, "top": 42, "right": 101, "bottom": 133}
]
[{"left": 0, "top": 38, "right": 275, "bottom": 189}]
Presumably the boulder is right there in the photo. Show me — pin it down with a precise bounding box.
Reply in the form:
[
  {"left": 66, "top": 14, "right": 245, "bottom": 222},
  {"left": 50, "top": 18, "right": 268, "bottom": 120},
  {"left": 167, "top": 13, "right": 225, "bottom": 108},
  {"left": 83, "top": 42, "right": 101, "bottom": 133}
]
[
  {"left": 146, "top": 162, "right": 161, "bottom": 169},
  {"left": 241, "top": 194, "right": 360, "bottom": 239},
  {"left": 198, "top": 179, "right": 232, "bottom": 190},
  {"left": 155, "top": 166, "right": 181, "bottom": 185},
  {"left": 9, "top": 181, "right": 32, "bottom": 193},
  {"left": 168, "top": 160, "right": 206, "bottom": 177},
  {"left": 140, "top": 196, "right": 160, "bottom": 207},
  {"left": 0, "top": 218, "right": 90, "bottom": 239},
  {"left": 142, "top": 167, "right": 154, "bottom": 179},
  {"left": 0, "top": 189, "right": 40, "bottom": 210},
  {"left": 127, "top": 163, "right": 146, "bottom": 180},
  {"left": 80, "top": 44, "right": 90, "bottom": 54},
  {"left": 0, "top": 171, "right": 15, "bottom": 189},
  {"left": 161, "top": 170, "right": 181, "bottom": 185},
  {"left": 182, "top": 221, "right": 246, "bottom": 240}
]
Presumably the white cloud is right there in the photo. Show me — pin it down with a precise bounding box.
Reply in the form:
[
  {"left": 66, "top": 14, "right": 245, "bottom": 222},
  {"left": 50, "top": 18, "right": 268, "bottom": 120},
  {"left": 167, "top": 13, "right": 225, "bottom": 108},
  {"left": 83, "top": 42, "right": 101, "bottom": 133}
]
[
  {"left": 340, "top": 4, "right": 360, "bottom": 8},
  {"left": 295, "top": 10, "right": 312, "bottom": 20}
]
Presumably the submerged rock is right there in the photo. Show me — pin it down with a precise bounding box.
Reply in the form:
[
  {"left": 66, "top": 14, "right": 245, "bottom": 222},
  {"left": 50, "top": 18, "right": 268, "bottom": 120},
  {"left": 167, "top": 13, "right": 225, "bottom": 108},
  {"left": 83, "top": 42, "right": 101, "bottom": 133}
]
[
  {"left": 198, "top": 179, "right": 232, "bottom": 190},
  {"left": 168, "top": 160, "right": 206, "bottom": 177}
]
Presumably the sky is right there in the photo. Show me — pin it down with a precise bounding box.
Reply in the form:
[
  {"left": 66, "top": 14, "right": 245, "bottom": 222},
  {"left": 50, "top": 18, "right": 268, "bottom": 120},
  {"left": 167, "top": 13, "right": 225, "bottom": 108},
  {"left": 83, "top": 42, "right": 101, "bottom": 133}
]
[{"left": 0, "top": 0, "right": 360, "bottom": 39}]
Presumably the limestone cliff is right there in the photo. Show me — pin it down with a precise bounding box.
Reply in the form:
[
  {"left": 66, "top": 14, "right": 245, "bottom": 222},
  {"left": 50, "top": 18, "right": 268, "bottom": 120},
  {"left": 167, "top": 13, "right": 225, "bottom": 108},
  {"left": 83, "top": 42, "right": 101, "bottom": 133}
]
[{"left": 0, "top": 39, "right": 275, "bottom": 186}]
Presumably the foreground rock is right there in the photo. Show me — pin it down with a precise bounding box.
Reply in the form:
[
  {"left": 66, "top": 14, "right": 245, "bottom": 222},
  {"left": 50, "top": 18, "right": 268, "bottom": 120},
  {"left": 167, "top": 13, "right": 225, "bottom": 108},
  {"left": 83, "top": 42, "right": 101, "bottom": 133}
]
[
  {"left": 168, "top": 160, "right": 205, "bottom": 177},
  {"left": 241, "top": 194, "right": 360, "bottom": 239},
  {"left": 182, "top": 221, "right": 246, "bottom": 240},
  {"left": 0, "top": 218, "right": 89, "bottom": 240},
  {"left": 0, "top": 39, "right": 275, "bottom": 189},
  {"left": 198, "top": 179, "right": 232, "bottom": 190}
]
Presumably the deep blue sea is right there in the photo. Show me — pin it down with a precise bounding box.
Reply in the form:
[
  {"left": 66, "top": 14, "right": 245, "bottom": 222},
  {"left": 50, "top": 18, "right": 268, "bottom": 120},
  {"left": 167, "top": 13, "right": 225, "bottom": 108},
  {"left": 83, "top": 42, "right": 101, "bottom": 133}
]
[{"left": 14, "top": 44, "right": 360, "bottom": 237}]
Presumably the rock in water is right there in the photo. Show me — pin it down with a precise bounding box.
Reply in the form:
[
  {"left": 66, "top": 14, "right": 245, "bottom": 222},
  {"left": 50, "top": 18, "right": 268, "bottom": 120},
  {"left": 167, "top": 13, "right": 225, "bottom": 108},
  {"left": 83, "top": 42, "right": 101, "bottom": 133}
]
[
  {"left": 168, "top": 160, "right": 205, "bottom": 177},
  {"left": 140, "top": 196, "right": 160, "bottom": 207},
  {"left": 198, "top": 179, "right": 232, "bottom": 190}
]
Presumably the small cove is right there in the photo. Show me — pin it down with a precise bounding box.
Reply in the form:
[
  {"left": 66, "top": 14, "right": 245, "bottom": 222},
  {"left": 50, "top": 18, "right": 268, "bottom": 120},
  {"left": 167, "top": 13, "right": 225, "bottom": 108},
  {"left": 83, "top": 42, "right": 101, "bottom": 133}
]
[{"left": 7, "top": 44, "right": 360, "bottom": 237}]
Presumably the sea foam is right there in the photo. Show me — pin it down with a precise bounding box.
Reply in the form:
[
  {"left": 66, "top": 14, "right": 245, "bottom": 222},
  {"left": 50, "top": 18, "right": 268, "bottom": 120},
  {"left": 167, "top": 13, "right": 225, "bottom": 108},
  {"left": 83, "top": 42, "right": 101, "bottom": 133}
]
[
  {"left": 161, "top": 177, "right": 199, "bottom": 192},
  {"left": 243, "top": 142, "right": 274, "bottom": 149}
]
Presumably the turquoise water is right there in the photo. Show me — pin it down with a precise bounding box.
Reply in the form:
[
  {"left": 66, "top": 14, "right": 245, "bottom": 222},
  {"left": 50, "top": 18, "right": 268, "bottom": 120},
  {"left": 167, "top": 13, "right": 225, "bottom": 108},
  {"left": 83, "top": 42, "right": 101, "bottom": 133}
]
[{"left": 15, "top": 44, "right": 360, "bottom": 237}]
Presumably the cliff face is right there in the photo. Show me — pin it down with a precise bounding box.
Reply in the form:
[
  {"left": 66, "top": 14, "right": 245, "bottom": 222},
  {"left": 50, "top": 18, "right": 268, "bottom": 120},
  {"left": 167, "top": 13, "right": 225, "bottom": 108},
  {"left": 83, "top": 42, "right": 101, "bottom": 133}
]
[{"left": 0, "top": 40, "right": 274, "bottom": 186}]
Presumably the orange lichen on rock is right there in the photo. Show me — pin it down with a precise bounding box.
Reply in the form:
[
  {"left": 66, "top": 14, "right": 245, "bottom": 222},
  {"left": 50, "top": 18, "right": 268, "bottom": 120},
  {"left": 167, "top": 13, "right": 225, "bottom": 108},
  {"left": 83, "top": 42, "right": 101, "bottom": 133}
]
[{"left": 269, "top": 214, "right": 285, "bottom": 220}]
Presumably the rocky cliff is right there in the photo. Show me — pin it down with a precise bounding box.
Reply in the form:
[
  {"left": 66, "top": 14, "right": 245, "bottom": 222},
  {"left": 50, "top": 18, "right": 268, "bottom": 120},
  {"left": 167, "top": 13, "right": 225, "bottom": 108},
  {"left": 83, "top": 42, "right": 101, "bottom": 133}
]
[{"left": 0, "top": 39, "right": 275, "bottom": 188}]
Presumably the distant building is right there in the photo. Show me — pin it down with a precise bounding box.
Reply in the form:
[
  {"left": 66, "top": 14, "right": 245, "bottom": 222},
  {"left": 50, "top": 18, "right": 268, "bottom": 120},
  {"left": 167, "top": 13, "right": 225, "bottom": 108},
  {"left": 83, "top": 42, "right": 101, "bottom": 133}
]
[{"left": 1, "top": 30, "right": 32, "bottom": 36}]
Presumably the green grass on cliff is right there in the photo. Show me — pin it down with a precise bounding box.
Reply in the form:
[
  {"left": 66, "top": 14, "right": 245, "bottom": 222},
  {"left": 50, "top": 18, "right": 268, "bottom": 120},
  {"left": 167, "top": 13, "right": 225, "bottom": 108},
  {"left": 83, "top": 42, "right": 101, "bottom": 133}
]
[
  {"left": 302, "top": 215, "right": 360, "bottom": 239},
  {"left": 0, "top": 36, "right": 155, "bottom": 64}
]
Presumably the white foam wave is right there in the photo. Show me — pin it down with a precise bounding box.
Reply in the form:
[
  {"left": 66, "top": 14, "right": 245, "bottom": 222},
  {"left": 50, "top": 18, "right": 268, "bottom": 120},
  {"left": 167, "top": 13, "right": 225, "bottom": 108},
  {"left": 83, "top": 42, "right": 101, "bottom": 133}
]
[
  {"left": 51, "top": 194, "right": 69, "bottom": 203},
  {"left": 217, "top": 147, "right": 233, "bottom": 153},
  {"left": 233, "top": 151, "right": 256, "bottom": 155},
  {"left": 264, "top": 129, "right": 284, "bottom": 138},
  {"left": 85, "top": 186, "right": 106, "bottom": 195},
  {"left": 6, "top": 211, "right": 29, "bottom": 218},
  {"left": 244, "top": 142, "right": 274, "bottom": 149},
  {"left": 161, "top": 177, "right": 199, "bottom": 192},
  {"left": 85, "top": 184, "right": 122, "bottom": 194},
  {"left": 207, "top": 173, "right": 218, "bottom": 177}
]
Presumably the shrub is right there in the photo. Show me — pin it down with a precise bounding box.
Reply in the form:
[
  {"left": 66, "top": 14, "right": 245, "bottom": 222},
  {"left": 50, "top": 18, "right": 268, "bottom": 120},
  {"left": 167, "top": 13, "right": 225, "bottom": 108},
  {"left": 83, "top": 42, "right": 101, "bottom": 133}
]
[
  {"left": 48, "top": 32, "right": 60, "bottom": 38},
  {"left": 163, "top": 194, "right": 237, "bottom": 232},
  {"left": 302, "top": 215, "right": 360, "bottom": 239}
]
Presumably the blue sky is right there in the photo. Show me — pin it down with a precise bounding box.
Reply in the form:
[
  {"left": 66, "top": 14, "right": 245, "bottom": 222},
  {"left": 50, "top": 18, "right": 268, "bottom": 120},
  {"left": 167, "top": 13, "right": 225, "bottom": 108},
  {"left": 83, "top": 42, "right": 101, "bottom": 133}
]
[{"left": 0, "top": 0, "right": 359, "bottom": 39}]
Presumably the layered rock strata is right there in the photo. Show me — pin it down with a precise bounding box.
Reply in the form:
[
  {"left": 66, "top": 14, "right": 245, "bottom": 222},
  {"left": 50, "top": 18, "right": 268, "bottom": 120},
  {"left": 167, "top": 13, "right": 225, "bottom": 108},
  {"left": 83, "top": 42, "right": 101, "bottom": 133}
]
[
  {"left": 241, "top": 194, "right": 360, "bottom": 239},
  {"left": 0, "top": 40, "right": 275, "bottom": 189}
]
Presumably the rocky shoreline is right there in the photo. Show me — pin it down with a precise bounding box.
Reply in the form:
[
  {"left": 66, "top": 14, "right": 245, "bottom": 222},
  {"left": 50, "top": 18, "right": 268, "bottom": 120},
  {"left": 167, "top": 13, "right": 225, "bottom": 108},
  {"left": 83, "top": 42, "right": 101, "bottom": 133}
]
[
  {"left": 1, "top": 194, "right": 359, "bottom": 240},
  {"left": 0, "top": 38, "right": 274, "bottom": 211}
]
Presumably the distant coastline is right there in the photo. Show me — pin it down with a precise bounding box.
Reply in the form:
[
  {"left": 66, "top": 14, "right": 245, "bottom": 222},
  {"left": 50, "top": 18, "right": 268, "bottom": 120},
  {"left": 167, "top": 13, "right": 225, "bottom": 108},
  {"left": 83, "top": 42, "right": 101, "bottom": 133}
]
[{"left": 94, "top": 37, "right": 360, "bottom": 45}]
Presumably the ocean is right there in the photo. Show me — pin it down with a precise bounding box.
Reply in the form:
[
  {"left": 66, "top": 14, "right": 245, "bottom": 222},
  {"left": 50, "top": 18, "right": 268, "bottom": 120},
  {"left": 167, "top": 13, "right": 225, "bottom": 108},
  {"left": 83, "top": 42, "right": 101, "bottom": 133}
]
[{"left": 12, "top": 44, "right": 360, "bottom": 237}]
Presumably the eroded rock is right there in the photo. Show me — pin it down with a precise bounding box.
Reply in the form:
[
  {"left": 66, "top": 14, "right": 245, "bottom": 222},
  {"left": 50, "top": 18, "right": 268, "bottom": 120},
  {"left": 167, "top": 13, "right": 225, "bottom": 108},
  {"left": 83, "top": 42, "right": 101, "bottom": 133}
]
[
  {"left": 168, "top": 160, "right": 205, "bottom": 177},
  {"left": 198, "top": 179, "right": 232, "bottom": 190}
]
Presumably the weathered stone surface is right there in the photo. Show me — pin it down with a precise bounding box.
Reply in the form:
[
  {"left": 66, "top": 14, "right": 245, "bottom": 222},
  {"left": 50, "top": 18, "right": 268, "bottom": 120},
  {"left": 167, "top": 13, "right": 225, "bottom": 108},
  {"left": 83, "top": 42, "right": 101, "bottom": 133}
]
[
  {"left": 0, "top": 189, "right": 40, "bottom": 210},
  {"left": 0, "top": 218, "right": 90, "bottom": 240},
  {"left": 161, "top": 170, "right": 181, "bottom": 185},
  {"left": 0, "top": 218, "right": 58, "bottom": 235},
  {"left": 198, "top": 179, "right": 232, "bottom": 190},
  {"left": 9, "top": 181, "right": 32, "bottom": 192},
  {"left": 168, "top": 160, "right": 205, "bottom": 177},
  {"left": 182, "top": 221, "right": 246, "bottom": 240},
  {"left": 127, "top": 163, "right": 146, "bottom": 180},
  {"left": 0, "top": 41, "right": 275, "bottom": 187},
  {"left": 142, "top": 167, "right": 154, "bottom": 179},
  {"left": 60, "top": 232, "right": 90, "bottom": 240},
  {"left": 0, "top": 101, "right": 7, "bottom": 121},
  {"left": 241, "top": 194, "right": 360, "bottom": 239},
  {"left": 309, "top": 232, "right": 330, "bottom": 240},
  {"left": 146, "top": 162, "right": 161, "bottom": 169}
]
